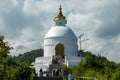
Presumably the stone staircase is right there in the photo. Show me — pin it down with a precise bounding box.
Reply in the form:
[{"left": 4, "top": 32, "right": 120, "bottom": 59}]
[
  {"left": 34, "top": 57, "right": 66, "bottom": 80},
  {"left": 33, "top": 77, "right": 63, "bottom": 80},
  {"left": 33, "top": 64, "right": 64, "bottom": 80},
  {"left": 49, "top": 63, "right": 62, "bottom": 71}
]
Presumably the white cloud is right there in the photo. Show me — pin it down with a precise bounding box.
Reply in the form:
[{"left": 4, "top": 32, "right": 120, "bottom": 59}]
[{"left": 11, "top": 0, "right": 18, "bottom": 6}]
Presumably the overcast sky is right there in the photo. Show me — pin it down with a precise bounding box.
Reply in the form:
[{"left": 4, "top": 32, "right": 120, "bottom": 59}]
[{"left": 0, "top": 0, "right": 120, "bottom": 63}]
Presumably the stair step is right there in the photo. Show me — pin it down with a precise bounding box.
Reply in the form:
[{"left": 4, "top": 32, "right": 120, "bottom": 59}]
[{"left": 34, "top": 77, "right": 63, "bottom": 80}]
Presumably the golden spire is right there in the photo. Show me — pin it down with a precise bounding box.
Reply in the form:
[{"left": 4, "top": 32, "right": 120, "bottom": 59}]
[
  {"left": 58, "top": 5, "right": 63, "bottom": 16},
  {"left": 54, "top": 5, "right": 66, "bottom": 21}
]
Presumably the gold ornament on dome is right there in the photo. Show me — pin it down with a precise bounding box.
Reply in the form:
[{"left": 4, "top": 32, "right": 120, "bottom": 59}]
[{"left": 54, "top": 5, "right": 66, "bottom": 21}]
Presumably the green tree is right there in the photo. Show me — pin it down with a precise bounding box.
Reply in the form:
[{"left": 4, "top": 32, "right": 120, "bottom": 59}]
[
  {"left": 62, "top": 66, "right": 71, "bottom": 75},
  {"left": 0, "top": 35, "right": 12, "bottom": 60},
  {"left": 12, "top": 48, "right": 43, "bottom": 63},
  {"left": 70, "top": 51, "right": 120, "bottom": 80},
  {"left": 83, "top": 52, "right": 94, "bottom": 68},
  {"left": 0, "top": 35, "right": 33, "bottom": 80},
  {"left": 111, "top": 68, "right": 120, "bottom": 80}
]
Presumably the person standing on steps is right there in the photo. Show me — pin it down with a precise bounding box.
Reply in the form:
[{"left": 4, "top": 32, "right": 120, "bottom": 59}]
[
  {"left": 68, "top": 72, "right": 74, "bottom": 80},
  {"left": 39, "top": 68, "right": 43, "bottom": 77},
  {"left": 51, "top": 69, "right": 55, "bottom": 77}
]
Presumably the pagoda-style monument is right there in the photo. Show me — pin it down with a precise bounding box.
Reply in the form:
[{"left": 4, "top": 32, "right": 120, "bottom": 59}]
[{"left": 33, "top": 5, "right": 81, "bottom": 76}]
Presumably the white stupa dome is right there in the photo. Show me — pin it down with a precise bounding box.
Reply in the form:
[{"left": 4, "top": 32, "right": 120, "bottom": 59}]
[
  {"left": 45, "top": 26, "right": 76, "bottom": 39},
  {"left": 44, "top": 5, "right": 78, "bottom": 57}
]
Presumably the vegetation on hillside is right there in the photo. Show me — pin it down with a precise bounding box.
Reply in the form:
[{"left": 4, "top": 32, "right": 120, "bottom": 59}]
[
  {"left": 63, "top": 51, "right": 120, "bottom": 80},
  {"left": 0, "top": 35, "right": 34, "bottom": 80},
  {"left": 10, "top": 49, "right": 43, "bottom": 63}
]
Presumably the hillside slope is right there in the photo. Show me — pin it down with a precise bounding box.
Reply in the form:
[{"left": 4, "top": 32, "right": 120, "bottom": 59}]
[{"left": 13, "top": 49, "right": 43, "bottom": 63}]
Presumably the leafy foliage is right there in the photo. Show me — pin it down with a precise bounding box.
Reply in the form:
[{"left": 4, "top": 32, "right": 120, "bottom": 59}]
[
  {"left": 0, "top": 59, "right": 33, "bottom": 80},
  {"left": 0, "top": 35, "right": 34, "bottom": 80},
  {"left": 0, "top": 35, "right": 13, "bottom": 59},
  {"left": 70, "top": 51, "right": 120, "bottom": 80},
  {"left": 62, "top": 66, "right": 71, "bottom": 75},
  {"left": 12, "top": 49, "right": 43, "bottom": 63}
]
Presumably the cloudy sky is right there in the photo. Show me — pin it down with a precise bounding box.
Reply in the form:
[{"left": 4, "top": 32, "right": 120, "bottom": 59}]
[{"left": 0, "top": 0, "right": 120, "bottom": 63}]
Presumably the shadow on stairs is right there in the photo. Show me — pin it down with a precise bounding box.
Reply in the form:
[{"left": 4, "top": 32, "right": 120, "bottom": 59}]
[{"left": 33, "top": 76, "right": 63, "bottom": 80}]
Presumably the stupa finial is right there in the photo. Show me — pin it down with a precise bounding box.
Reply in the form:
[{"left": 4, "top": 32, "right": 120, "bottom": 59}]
[
  {"left": 54, "top": 5, "right": 66, "bottom": 21},
  {"left": 58, "top": 5, "right": 63, "bottom": 16}
]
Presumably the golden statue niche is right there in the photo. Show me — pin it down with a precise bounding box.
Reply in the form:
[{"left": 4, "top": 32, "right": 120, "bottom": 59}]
[{"left": 55, "top": 43, "right": 64, "bottom": 57}]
